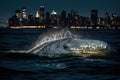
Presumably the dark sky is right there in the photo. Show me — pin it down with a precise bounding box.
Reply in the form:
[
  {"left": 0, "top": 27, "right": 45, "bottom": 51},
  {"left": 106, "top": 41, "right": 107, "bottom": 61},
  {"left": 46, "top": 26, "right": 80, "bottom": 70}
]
[{"left": 0, "top": 0, "right": 120, "bottom": 20}]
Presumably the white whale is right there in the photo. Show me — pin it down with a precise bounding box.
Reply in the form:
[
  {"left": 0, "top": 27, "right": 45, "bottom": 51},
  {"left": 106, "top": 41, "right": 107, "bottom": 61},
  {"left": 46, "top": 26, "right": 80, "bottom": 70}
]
[
  {"left": 3, "top": 29, "right": 109, "bottom": 57},
  {"left": 31, "top": 37, "right": 109, "bottom": 57}
]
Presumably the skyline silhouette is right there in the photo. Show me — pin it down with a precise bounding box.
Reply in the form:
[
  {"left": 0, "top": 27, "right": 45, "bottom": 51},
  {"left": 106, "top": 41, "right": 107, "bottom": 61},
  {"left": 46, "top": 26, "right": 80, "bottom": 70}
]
[{"left": 0, "top": 0, "right": 120, "bottom": 19}]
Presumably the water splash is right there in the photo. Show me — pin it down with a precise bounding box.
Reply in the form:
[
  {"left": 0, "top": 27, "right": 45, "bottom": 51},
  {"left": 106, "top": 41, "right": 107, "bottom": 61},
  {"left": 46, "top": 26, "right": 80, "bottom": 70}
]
[{"left": 27, "top": 28, "right": 76, "bottom": 53}]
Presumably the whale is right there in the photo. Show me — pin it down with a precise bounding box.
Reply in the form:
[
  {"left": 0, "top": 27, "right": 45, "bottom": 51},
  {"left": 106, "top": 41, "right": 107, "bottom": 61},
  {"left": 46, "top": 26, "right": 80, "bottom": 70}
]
[
  {"left": 3, "top": 29, "right": 110, "bottom": 57},
  {"left": 30, "top": 37, "right": 109, "bottom": 57}
]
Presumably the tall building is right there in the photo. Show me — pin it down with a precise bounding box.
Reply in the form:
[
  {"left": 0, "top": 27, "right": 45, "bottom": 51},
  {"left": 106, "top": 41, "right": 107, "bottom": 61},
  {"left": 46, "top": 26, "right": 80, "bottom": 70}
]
[
  {"left": 22, "top": 7, "right": 27, "bottom": 19},
  {"left": 40, "top": 6, "right": 45, "bottom": 20},
  {"left": 71, "top": 9, "right": 77, "bottom": 17},
  {"left": 46, "top": 12, "right": 50, "bottom": 19},
  {"left": 35, "top": 11, "right": 40, "bottom": 18},
  {"left": 91, "top": 9, "right": 98, "bottom": 26},
  {"left": 61, "top": 10, "right": 66, "bottom": 18},
  {"left": 51, "top": 10, "right": 57, "bottom": 20},
  {"left": 105, "top": 12, "right": 111, "bottom": 26},
  {"left": 51, "top": 10, "right": 58, "bottom": 26},
  {"left": 15, "top": 10, "right": 21, "bottom": 18},
  {"left": 45, "top": 12, "right": 51, "bottom": 26},
  {"left": 111, "top": 13, "right": 119, "bottom": 26},
  {"left": 105, "top": 12, "right": 110, "bottom": 19},
  {"left": 28, "top": 13, "right": 34, "bottom": 26},
  {"left": 60, "top": 10, "right": 67, "bottom": 26},
  {"left": 70, "top": 10, "right": 77, "bottom": 26},
  {"left": 35, "top": 11, "right": 40, "bottom": 26}
]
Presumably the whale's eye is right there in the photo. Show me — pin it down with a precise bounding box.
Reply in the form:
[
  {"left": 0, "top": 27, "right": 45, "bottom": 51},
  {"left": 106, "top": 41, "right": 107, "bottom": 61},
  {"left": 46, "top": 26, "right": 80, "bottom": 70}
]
[{"left": 63, "top": 45, "right": 68, "bottom": 49}]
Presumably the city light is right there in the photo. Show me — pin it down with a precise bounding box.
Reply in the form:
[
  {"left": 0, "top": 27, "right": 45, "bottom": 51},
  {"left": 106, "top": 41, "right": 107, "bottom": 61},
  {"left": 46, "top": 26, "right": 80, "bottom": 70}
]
[{"left": 8, "top": 6, "right": 120, "bottom": 29}]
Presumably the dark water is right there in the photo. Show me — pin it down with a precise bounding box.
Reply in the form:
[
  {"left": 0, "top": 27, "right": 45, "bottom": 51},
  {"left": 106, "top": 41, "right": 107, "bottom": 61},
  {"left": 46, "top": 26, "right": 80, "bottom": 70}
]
[{"left": 0, "top": 28, "right": 120, "bottom": 80}]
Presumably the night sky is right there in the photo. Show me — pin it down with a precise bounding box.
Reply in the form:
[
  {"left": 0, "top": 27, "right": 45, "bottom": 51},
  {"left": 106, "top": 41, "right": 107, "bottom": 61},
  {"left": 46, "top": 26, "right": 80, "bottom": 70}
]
[{"left": 0, "top": 0, "right": 120, "bottom": 20}]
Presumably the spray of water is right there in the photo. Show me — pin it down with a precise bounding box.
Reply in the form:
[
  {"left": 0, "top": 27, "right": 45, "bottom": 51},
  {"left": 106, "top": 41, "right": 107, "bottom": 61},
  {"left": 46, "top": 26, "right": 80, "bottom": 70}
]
[{"left": 27, "top": 28, "right": 77, "bottom": 53}]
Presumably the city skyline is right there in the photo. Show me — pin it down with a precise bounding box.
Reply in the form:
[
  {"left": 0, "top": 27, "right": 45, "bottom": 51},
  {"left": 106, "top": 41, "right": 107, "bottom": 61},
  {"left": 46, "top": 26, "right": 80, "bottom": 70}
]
[
  {"left": 8, "top": 6, "right": 120, "bottom": 28},
  {"left": 0, "top": 0, "right": 120, "bottom": 20}
]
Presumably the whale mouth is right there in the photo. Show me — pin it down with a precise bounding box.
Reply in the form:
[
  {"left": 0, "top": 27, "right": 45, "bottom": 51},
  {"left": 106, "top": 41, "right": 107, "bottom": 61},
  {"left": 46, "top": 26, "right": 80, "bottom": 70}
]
[
  {"left": 29, "top": 29, "right": 110, "bottom": 57},
  {"left": 64, "top": 38, "right": 108, "bottom": 56}
]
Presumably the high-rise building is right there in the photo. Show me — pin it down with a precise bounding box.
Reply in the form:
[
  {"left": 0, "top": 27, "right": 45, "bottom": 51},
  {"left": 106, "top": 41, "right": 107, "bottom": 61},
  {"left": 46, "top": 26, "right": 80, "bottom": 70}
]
[
  {"left": 28, "top": 13, "right": 34, "bottom": 26},
  {"left": 91, "top": 9, "right": 98, "bottom": 25},
  {"left": 61, "top": 10, "right": 66, "bottom": 19},
  {"left": 51, "top": 10, "right": 57, "bottom": 21},
  {"left": 45, "top": 12, "right": 51, "bottom": 26},
  {"left": 28, "top": 13, "right": 33, "bottom": 20},
  {"left": 51, "top": 10, "right": 58, "bottom": 26},
  {"left": 22, "top": 7, "right": 27, "bottom": 19},
  {"left": 46, "top": 12, "right": 50, "bottom": 19},
  {"left": 71, "top": 9, "right": 77, "bottom": 17},
  {"left": 105, "top": 12, "right": 111, "bottom": 26},
  {"left": 105, "top": 12, "right": 110, "bottom": 19},
  {"left": 15, "top": 10, "right": 21, "bottom": 18},
  {"left": 35, "top": 11, "right": 40, "bottom": 18},
  {"left": 111, "top": 13, "right": 119, "bottom": 26},
  {"left": 40, "top": 6, "right": 45, "bottom": 20},
  {"left": 60, "top": 10, "right": 67, "bottom": 26}
]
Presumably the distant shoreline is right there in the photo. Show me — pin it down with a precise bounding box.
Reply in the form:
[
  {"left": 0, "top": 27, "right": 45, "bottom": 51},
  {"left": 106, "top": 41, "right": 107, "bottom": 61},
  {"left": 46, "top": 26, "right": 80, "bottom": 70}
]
[{"left": 0, "top": 26, "right": 120, "bottom": 30}]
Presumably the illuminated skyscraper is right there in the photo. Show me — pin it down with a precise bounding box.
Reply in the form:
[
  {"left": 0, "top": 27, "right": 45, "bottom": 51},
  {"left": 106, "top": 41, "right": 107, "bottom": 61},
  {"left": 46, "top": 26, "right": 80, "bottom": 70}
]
[
  {"left": 51, "top": 10, "right": 57, "bottom": 15},
  {"left": 51, "top": 10, "right": 57, "bottom": 20},
  {"left": 22, "top": 7, "right": 27, "bottom": 19},
  {"left": 51, "top": 10, "right": 58, "bottom": 26},
  {"left": 35, "top": 11, "right": 40, "bottom": 26},
  {"left": 40, "top": 6, "right": 45, "bottom": 20},
  {"left": 35, "top": 11, "right": 40, "bottom": 18}
]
